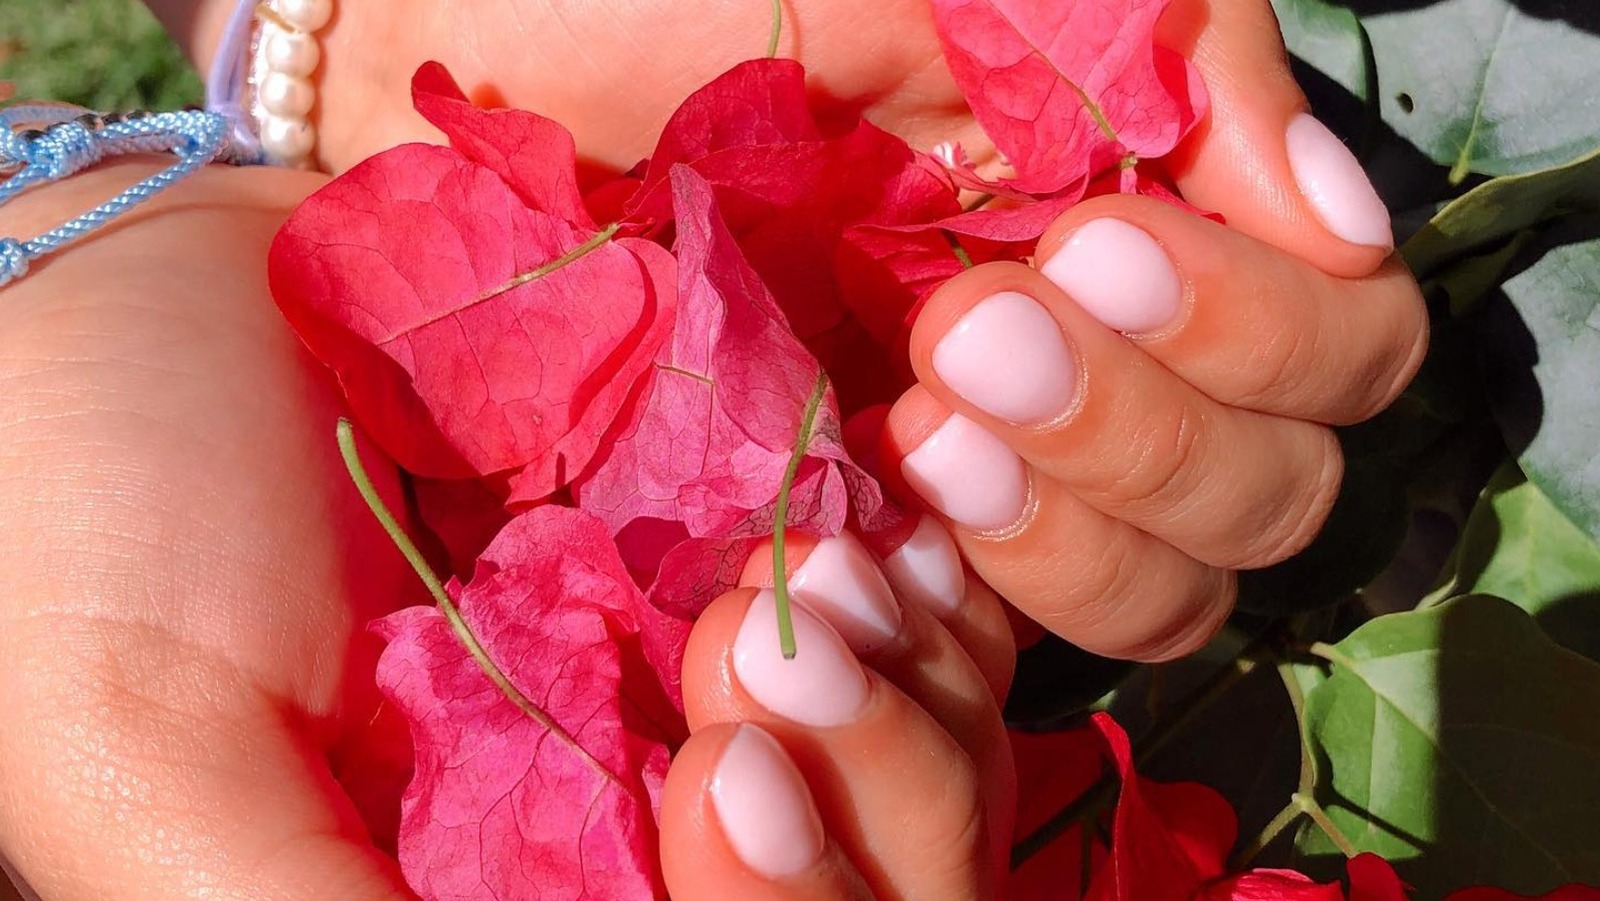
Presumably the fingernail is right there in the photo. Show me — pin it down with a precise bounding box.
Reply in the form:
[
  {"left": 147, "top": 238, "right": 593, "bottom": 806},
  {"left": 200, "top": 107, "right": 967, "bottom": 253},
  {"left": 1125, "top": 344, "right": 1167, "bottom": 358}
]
[
  {"left": 734, "top": 590, "right": 870, "bottom": 727},
  {"left": 932, "top": 291, "right": 1077, "bottom": 424},
  {"left": 711, "top": 724, "right": 826, "bottom": 878},
  {"left": 1285, "top": 113, "right": 1393, "bottom": 249},
  {"left": 1040, "top": 219, "right": 1184, "bottom": 334},
  {"left": 882, "top": 516, "right": 966, "bottom": 618},
  {"left": 901, "top": 413, "right": 1028, "bottom": 531},
  {"left": 790, "top": 533, "right": 903, "bottom": 654}
]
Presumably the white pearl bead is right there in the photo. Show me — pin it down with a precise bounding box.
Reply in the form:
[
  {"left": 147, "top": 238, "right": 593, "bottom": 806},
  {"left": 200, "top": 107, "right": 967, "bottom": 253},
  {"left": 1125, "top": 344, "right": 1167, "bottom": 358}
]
[
  {"left": 262, "top": 26, "right": 321, "bottom": 78},
  {"left": 275, "top": 0, "right": 333, "bottom": 33},
  {"left": 261, "top": 114, "right": 315, "bottom": 163},
  {"left": 259, "top": 71, "right": 316, "bottom": 119}
]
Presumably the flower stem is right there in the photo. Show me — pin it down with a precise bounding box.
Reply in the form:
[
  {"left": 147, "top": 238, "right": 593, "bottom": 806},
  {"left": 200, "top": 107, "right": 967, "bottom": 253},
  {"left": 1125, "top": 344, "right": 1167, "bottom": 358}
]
[
  {"left": 773, "top": 373, "right": 829, "bottom": 659},
  {"left": 942, "top": 230, "right": 974, "bottom": 268},
  {"left": 1295, "top": 792, "right": 1359, "bottom": 857},
  {"left": 336, "top": 419, "right": 561, "bottom": 735},
  {"left": 766, "top": 0, "right": 783, "bottom": 58},
  {"left": 478, "top": 221, "right": 620, "bottom": 303},
  {"left": 1233, "top": 802, "right": 1304, "bottom": 869}
]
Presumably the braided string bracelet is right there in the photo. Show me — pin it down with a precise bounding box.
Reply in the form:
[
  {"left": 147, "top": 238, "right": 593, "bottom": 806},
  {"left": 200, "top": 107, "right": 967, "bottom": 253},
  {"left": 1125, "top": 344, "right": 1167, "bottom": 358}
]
[
  {"left": 0, "top": 0, "right": 333, "bottom": 289},
  {"left": 0, "top": 107, "right": 256, "bottom": 288}
]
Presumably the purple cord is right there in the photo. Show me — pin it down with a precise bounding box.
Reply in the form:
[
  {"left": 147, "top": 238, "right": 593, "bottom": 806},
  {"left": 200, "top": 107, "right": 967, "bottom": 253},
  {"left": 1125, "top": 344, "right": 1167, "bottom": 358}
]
[{"left": 203, "top": 0, "right": 263, "bottom": 158}]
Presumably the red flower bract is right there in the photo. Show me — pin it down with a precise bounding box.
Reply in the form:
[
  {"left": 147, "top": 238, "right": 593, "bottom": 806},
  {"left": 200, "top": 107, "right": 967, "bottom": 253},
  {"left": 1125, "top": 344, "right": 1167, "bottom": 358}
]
[
  {"left": 373, "top": 507, "right": 688, "bottom": 901},
  {"left": 266, "top": 0, "right": 1223, "bottom": 893},
  {"left": 270, "top": 71, "right": 676, "bottom": 498},
  {"left": 928, "top": 0, "right": 1207, "bottom": 196}
]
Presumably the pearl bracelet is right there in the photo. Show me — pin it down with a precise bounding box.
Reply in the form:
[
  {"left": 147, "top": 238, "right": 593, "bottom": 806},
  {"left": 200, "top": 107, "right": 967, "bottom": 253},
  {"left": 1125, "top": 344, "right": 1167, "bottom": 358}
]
[
  {"left": 205, "top": 0, "right": 332, "bottom": 168},
  {"left": 251, "top": 0, "right": 332, "bottom": 167}
]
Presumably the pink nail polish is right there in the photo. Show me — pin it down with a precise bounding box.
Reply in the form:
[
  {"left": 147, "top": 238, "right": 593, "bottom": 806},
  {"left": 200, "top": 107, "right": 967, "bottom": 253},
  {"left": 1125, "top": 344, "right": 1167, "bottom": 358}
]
[
  {"left": 733, "top": 590, "right": 870, "bottom": 727},
  {"left": 932, "top": 291, "right": 1077, "bottom": 424},
  {"left": 789, "top": 533, "right": 903, "bottom": 654},
  {"left": 882, "top": 516, "right": 966, "bottom": 618},
  {"left": 1286, "top": 113, "right": 1393, "bottom": 249},
  {"left": 710, "top": 724, "right": 826, "bottom": 878},
  {"left": 1040, "top": 219, "right": 1183, "bottom": 334},
  {"left": 901, "top": 413, "right": 1028, "bottom": 531}
]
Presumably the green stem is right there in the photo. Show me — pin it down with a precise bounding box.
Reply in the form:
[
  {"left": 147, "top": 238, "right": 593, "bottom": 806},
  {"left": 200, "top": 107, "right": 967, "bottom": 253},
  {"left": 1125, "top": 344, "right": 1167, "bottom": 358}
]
[
  {"left": 772, "top": 373, "right": 829, "bottom": 659},
  {"left": 942, "top": 230, "right": 974, "bottom": 269},
  {"left": 1276, "top": 661, "right": 1318, "bottom": 795},
  {"left": 1295, "top": 793, "right": 1359, "bottom": 857},
  {"left": 1307, "top": 641, "right": 1355, "bottom": 669},
  {"left": 1134, "top": 645, "right": 1263, "bottom": 767},
  {"left": 478, "top": 222, "right": 620, "bottom": 303},
  {"left": 1010, "top": 778, "right": 1118, "bottom": 870},
  {"left": 1233, "top": 802, "right": 1304, "bottom": 870},
  {"left": 336, "top": 419, "right": 606, "bottom": 776},
  {"left": 1009, "top": 632, "right": 1272, "bottom": 869},
  {"left": 766, "top": 0, "right": 782, "bottom": 58},
  {"left": 962, "top": 192, "right": 997, "bottom": 213}
]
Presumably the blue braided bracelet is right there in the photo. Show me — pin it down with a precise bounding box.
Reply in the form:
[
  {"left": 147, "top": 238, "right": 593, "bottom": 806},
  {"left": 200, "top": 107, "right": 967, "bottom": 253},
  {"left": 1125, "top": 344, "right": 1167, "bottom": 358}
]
[{"left": 0, "top": 105, "right": 261, "bottom": 288}]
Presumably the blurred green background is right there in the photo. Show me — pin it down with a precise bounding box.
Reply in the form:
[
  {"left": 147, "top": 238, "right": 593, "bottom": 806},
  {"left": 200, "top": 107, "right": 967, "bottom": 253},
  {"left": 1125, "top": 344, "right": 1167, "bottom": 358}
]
[{"left": 0, "top": 0, "right": 201, "bottom": 111}]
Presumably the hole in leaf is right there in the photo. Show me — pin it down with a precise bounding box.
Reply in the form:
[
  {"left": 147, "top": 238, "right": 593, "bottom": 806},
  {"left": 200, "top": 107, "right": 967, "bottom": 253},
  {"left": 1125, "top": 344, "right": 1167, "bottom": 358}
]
[{"left": 1396, "top": 93, "right": 1415, "bottom": 114}]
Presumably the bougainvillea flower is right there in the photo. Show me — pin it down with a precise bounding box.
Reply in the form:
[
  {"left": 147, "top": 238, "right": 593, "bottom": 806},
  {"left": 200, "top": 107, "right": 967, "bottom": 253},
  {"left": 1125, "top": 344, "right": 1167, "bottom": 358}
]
[
  {"left": 373, "top": 507, "right": 689, "bottom": 900},
  {"left": 928, "top": 0, "right": 1207, "bottom": 196}
]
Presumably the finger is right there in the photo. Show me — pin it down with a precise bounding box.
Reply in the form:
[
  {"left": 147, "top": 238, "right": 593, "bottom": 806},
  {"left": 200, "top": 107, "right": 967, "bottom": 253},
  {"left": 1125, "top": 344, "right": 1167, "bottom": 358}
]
[
  {"left": 882, "top": 388, "right": 1235, "bottom": 662},
  {"left": 684, "top": 588, "right": 999, "bottom": 900},
  {"left": 907, "top": 262, "right": 1344, "bottom": 570},
  {"left": 1159, "top": 0, "right": 1394, "bottom": 276},
  {"left": 1034, "top": 194, "right": 1429, "bottom": 424},
  {"left": 737, "top": 533, "right": 1015, "bottom": 878},
  {"left": 741, "top": 525, "right": 1016, "bottom": 701},
  {"left": 841, "top": 408, "right": 1017, "bottom": 700},
  {"left": 0, "top": 623, "right": 409, "bottom": 901},
  {"left": 661, "top": 722, "right": 874, "bottom": 901}
]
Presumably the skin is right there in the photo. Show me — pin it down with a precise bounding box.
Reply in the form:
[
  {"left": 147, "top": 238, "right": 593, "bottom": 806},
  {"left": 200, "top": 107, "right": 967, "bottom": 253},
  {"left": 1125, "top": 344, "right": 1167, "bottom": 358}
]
[{"left": 0, "top": 0, "right": 1426, "bottom": 897}]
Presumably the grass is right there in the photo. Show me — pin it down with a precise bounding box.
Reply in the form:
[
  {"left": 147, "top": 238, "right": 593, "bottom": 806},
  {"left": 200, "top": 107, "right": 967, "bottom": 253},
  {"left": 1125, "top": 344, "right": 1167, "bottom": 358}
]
[{"left": 0, "top": 0, "right": 201, "bottom": 112}]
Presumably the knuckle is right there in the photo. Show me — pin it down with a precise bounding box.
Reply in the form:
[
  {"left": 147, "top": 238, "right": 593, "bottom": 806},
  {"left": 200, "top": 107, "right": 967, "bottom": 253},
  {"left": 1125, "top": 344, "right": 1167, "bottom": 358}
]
[
  {"left": 1097, "top": 401, "right": 1211, "bottom": 518},
  {"left": 1233, "top": 317, "right": 1315, "bottom": 412},
  {"left": 1041, "top": 529, "right": 1145, "bottom": 638},
  {"left": 1249, "top": 429, "right": 1344, "bottom": 568},
  {"left": 1334, "top": 266, "right": 1431, "bottom": 424},
  {"left": 1133, "top": 570, "right": 1237, "bottom": 663}
]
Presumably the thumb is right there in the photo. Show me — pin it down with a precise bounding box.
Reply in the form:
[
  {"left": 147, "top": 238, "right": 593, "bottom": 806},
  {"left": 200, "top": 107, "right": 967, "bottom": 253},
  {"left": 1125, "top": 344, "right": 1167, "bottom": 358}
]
[
  {"left": 1160, "top": 0, "right": 1395, "bottom": 277},
  {"left": 0, "top": 640, "right": 412, "bottom": 901}
]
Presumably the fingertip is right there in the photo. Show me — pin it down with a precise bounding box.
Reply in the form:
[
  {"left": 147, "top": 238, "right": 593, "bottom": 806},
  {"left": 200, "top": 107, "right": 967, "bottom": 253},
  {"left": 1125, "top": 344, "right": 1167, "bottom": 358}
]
[
  {"left": 663, "top": 723, "right": 830, "bottom": 893},
  {"left": 1163, "top": 0, "right": 1393, "bottom": 276}
]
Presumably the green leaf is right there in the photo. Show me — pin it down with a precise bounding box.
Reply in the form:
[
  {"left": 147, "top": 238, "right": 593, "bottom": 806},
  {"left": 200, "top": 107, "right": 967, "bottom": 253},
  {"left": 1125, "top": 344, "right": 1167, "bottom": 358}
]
[
  {"left": 1404, "top": 144, "right": 1600, "bottom": 278},
  {"left": 1296, "top": 596, "right": 1600, "bottom": 895},
  {"left": 1376, "top": 0, "right": 1600, "bottom": 180},
  {"left": 1283, "top": 0, "right": 1600, "bottom": 182},
  {"left": 1271, "top": 0, "right": 1370, "bottom": 101},
  {"left": 1478, "top": 224, "right": 1600, "bottom": 544},
  {"left": 1447, "top": 462, "right": 1600, "bottom": 663}
]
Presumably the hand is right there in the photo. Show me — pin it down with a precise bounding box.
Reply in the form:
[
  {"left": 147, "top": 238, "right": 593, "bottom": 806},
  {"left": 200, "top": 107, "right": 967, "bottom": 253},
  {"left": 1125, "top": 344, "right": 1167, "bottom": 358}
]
[
  {"left": 0, "top": 161, "right": 417, "bottom": 898},
  {"left": 663, "top": 527, "right": 1017, "bottom": 900},
  {"left": 290, "top": 0, "right": 1425, "bottom": 662}
]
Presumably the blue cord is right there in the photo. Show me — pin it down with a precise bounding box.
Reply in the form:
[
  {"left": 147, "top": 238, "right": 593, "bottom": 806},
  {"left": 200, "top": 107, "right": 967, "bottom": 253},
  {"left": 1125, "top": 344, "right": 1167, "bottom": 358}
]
[{"left": 0, "top": 105, "right": 260, "bottom": 288}]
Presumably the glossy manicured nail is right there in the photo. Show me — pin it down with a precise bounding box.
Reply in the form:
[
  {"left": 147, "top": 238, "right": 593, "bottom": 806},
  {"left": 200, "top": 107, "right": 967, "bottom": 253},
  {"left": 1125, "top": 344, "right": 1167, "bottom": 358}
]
[
  {"left": 1040, "top": 219, "right": 1183, "bottom": 334},
  {"left": 790, "top": 533, "right": 903, "bottom": 654},
  {"left": 734, "top": 590, "right": 870, "bottom": 727},
  {"left": 932, "top": 291, "right": 1076, "bottom": 424},
  {"left": 711, "top": 724, "right": 826, "bottom": 878},
  {"left": 1286, "top": 113, "right": 1393, "bottom": 249},
  {"left": 901, "top": 413, "right": 1028, "bottom": 531},
  {"left": 882, "top": 516, "right": 966, "bottom": 618}
]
